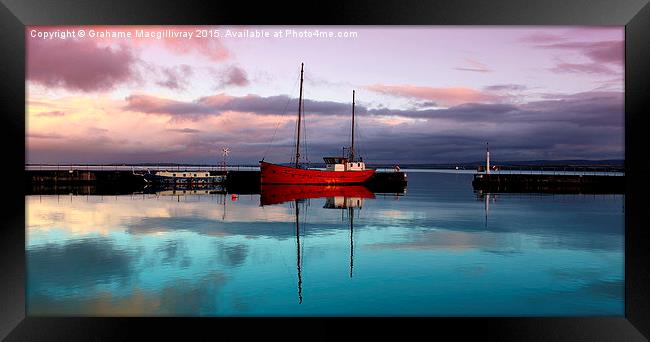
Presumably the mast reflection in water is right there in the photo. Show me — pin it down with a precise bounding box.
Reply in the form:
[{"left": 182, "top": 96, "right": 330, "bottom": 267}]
[{"left": 260, "top": 184, "right": 374, "bottom": 303}]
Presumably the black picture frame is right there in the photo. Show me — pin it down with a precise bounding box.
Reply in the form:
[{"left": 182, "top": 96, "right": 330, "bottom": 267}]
[{"left": 1, "top": 0, "right": 648, "bottom": 340}]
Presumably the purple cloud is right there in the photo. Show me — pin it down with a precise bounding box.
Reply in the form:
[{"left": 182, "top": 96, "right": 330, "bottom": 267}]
[
  {"left": 166, "top": 128, "right": 201, "bottom": 134},
  {"left": 550, "top": 62, "right": 617, "bottom": 75},
  {"left": 484, "top": 84, "right": 527, "bottom": 92},
  {"left": 530, "top": 39, "right": 623, "bottom": 76},
  {"left": 519, "top": 32, "right": 566, "bottom": 43},
  {"left": 520, "top": 31, "right": 623, "bottom": 76},
  {"left": 454, "top": 59, "right": 492, "bottom": 73},
  {"left": 124, "top": 90, "right": 622, "bottom": 131},
  {"left": 124, "top": 93, "right": 354, "bottom": 117},
  {"left": 27, "top": 39, "right": 138, "bottom": 92},
  {"left": 538, "top": 41, "right": 623, "bottom": 65},
  {"left": 368, "top": 91, "right": 622, "bottom": 128},
  {"left": 215, "top": 66, "right": 250, "bottom": 88},
  {"left": 115, "top": 90, "right": 624, "bottom": 164},
  {"left": 156, "top": 65, "right": 193, "bottom": 90}
]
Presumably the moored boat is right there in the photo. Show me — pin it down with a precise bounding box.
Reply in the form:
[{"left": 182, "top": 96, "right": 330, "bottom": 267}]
[
  {"left": 259, "top": 63, "right": 375, "bottom": 184},
  {"left": 142, "top": 170, "right": 225, "bottom": 185},
  {"left": 260, "top": 161, "right": 374, "bottom": 185}
]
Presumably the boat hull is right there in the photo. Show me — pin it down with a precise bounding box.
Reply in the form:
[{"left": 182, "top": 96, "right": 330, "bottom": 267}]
[{"left": 260, "top": 161, "right": 375, "bottom": 184}]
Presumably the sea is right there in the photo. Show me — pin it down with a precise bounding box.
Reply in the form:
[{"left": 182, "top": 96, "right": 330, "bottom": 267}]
[{"left": 25, "top": 170, "right": 624, "bottom": 316}]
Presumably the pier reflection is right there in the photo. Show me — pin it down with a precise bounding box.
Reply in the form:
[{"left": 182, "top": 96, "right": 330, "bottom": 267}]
[{"left": 475, "top": 191, "right": 497, "bottom": 230}]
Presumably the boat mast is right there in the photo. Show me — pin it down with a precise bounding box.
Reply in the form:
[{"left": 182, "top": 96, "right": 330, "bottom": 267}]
[
  {"left": 295, "top": 63, "right": 304, "bottom": 168},
  {"left": 350, "top": 90, "right": 355, "bottom": 162}
]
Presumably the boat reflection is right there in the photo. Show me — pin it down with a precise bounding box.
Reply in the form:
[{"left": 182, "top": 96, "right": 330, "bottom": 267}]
[
  {"left": 141, "top": 184, "right": 228, "bottom": 204},
  {"left": 322, "top": 189, "right": 364, "bottom": 279},
  {"left": 261, "top": 184, "right": 373, "bottom": 303},
  {"left": 144, "top": 183, "right": 226, "bottom": 196},
  {"left": 260, "top": 184, "right": 375, "bottom": 206}
]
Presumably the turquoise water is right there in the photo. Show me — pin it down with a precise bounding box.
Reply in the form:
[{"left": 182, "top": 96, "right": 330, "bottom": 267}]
[{"left": 26, "top": 172, "right": 624, "bottom": 316}]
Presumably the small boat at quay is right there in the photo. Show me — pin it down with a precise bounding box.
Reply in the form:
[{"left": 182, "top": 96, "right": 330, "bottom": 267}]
[
  {"left": 260, "top": 63, "right": 375, "bottom": 185},
  {"left": 142, "top": 170, "right": 225, "bottom": 185}
]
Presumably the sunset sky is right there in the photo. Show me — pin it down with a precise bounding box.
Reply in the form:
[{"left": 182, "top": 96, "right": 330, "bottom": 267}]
[{"left": 26, "top": 26, "right": 624, "bottom": 164}]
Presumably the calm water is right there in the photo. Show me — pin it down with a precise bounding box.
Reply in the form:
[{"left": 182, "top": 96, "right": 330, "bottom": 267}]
[{"left": 26, "top": 172, "right": 624, "bottom": 316}]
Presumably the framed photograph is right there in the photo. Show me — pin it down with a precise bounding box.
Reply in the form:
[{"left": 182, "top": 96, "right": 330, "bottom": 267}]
[{"left": 1, "top": 0, "right": 648, "bottom": 340}]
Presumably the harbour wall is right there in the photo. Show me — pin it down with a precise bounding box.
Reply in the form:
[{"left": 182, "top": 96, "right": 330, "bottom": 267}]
[{"left": 472, "top": 173, "right": 625, "bottom": 194}]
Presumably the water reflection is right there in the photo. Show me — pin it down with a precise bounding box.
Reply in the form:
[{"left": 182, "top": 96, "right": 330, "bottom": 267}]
[
  {"left": 26, "top": 172, "right": 623, "bottom": 316},
  {"left": 321, "top": 191, "right": 364, "bottom": 279},
  {"left": 259, "top": 184, "right": 376, "bottom": 206},
  {"left": 295, "top": 200, "right": 303, "bottom": 304},
  {"left": 260, "top": 185, "right": 373, "bottom": 303}
]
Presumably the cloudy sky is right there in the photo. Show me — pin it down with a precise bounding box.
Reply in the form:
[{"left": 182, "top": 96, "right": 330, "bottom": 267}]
[{"left": 26, "top": 26, "right": 624, "bottom": 164}]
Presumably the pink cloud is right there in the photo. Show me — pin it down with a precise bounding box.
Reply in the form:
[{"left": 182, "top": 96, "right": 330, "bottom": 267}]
[
  {"left": 27, "top": 38, "right": 138, "bottom": 92},
  {"left": 130, "top": 26, "right": 230, "bottom": 61},
  {"left": 26, "top": 26, "right": 231, "bottom": 93},
  {"left": 365, "top": 84, "right": 500, "bottom": 106},
  {"left": 162, "top": 34, "right": 229, "bottom": 61},
  {"left": 30, "top": 26, "right": 231, "bottom": 62}
]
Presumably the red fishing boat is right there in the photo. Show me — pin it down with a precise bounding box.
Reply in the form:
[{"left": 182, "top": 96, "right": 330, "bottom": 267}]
[{"left": 260, "top": 63, "right": 375, "bottom": 184}]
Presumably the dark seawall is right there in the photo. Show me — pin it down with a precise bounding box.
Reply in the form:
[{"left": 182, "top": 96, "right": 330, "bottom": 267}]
[
  {"left": 472, "top": 173, "right": 625, "bottom": 194},
  {"left": 28, "top": 170, "right": 146, "bottom": 195}
]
